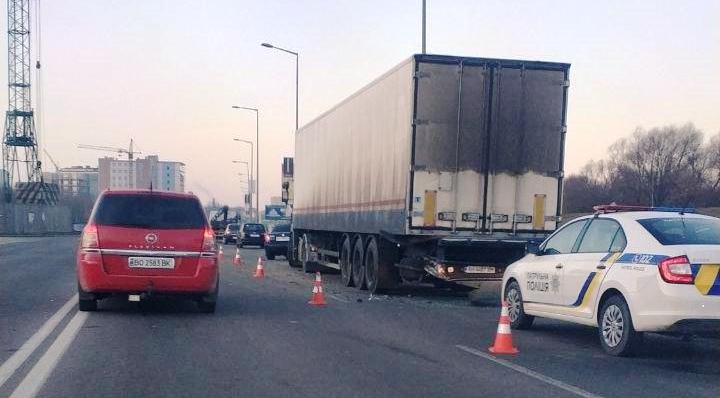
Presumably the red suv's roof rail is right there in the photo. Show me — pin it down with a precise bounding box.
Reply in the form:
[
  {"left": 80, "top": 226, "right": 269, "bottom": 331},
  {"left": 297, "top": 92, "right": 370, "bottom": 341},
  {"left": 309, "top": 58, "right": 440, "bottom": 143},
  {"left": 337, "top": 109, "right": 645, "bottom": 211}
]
[
  {"left": 593, "top": 203, "right": 696, "bottom": 214},
  {"left": 101, "top": 189, "right": 197, "bottom": 198}
]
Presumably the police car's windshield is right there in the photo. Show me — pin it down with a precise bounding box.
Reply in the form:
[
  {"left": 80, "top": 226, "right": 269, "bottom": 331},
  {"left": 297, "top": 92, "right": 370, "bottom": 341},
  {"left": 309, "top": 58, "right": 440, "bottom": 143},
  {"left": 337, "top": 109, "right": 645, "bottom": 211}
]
[{"left": 637, "top": 217, "right": 720, "bottom": 245}]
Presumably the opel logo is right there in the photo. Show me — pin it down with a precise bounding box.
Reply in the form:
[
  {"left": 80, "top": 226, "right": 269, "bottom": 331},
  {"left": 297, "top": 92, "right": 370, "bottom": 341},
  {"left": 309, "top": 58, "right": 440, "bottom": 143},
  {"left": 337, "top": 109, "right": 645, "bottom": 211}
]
[{"left": 145, "top": 233, "right": 159, "bottom": 244}]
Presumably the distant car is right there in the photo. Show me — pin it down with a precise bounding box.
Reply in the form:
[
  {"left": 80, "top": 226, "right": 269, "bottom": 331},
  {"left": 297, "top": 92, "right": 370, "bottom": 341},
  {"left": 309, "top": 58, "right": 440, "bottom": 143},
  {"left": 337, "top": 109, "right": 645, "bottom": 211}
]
[
  {"left": 76, "top": 190, "right": 219, "bottom": 313},
  {"left": 238, "top": 223, "right": 266, "bottom": 248},
  {"left": 502, "top": 205, "right": 720, "bottom": 356},
  {"left": 264, "top": 223, "right": 291, "bottom": 260},
  {"left": 223, "top": 223, "right": 240, "bottom": 244}
]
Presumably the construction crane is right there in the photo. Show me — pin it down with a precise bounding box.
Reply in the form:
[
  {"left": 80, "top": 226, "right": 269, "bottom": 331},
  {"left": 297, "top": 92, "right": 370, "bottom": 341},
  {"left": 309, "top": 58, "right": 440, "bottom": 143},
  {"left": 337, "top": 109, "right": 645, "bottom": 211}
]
[
  {"left": 2, "top": 0, "right": 43, "bottom": 198},
  {"left": 78, "top": 139, "right": 141, "bottom": 188},
  {"left": 42, "top": 148, "right": 60, "bottom": 172}
]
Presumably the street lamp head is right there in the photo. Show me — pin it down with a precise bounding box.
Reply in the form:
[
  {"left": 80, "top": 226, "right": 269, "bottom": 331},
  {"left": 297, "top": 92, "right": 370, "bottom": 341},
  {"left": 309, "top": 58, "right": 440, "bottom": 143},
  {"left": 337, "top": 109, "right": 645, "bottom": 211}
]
[
  {"left": 233, "top": 138, "right": 253, "bottom": 146},
  {"left": 232, "top": 105, "right": 258, "bottom": 112},
  {"left": 261, "top": 42, "right": 274, "bottom": 48}
]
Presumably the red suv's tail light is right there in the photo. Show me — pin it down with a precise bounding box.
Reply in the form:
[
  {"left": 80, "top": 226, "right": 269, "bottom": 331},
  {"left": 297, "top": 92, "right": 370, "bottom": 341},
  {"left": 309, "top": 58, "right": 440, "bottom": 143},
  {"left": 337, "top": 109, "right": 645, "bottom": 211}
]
[
  {"left": 202, "top": 227, "right": 216, "bottom": 252},
  {"left": 659, "top": 255, "right": 694, "bottom": 284},
  {"left": 81, "top": 224, "right": 99, "bottom": 250}
]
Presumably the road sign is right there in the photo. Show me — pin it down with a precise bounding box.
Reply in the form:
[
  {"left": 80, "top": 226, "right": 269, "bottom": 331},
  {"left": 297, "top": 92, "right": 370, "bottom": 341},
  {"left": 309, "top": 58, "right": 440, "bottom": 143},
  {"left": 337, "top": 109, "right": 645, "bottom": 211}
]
[{"left": 264, "top": 205, "right": 287, "bottom": 220}]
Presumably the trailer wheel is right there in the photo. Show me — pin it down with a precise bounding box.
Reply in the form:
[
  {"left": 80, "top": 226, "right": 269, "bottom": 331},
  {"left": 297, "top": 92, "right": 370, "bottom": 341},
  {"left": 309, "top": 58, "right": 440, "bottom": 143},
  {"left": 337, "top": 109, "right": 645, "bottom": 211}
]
[
  {"left": 287, "top": 232, "right": 302, "bottom": 268},
  {"left": 351, "top": 236, "right": 366, "bottom": 289},
  {"left": 301, "top": 234, "right": 319, "bottom": 273},
  {"left": 340, "top": 235, "right": 354, "bottom": 287},
  {"left": 364, "top": 237, "right": 397, "bottom": 294}
]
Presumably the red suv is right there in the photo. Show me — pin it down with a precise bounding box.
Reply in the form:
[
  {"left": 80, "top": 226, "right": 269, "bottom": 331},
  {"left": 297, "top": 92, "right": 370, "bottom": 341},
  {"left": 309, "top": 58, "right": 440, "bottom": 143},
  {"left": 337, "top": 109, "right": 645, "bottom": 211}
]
[{"left": 76, "top": 190, "right": 219, "bottom": 313}]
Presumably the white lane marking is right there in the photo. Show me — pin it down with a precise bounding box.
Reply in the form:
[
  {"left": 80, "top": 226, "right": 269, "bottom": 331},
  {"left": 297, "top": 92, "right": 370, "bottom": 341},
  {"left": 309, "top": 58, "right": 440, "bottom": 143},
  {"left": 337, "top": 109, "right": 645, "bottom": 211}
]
[
  {"left": 0, "top": 237, "right": 44, "bottom": 246},
  {"left": 456, "top": 345, "right": 603, "bottom": 398},
  {"left": 10, "top": 311, "right": 88, "bottom": 398},
  {"left": 0, "top": 294, "right": 78, "bottom": 388},
  {"left": 328, "top": 294, "right": 350, "bottom": 303}
]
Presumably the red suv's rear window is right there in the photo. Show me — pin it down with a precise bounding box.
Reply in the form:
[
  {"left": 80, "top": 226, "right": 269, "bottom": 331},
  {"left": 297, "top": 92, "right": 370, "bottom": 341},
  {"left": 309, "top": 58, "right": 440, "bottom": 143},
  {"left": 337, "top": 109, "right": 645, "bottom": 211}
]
[{"left": 92, "top": 194, "right": 206, "bottom": 229}]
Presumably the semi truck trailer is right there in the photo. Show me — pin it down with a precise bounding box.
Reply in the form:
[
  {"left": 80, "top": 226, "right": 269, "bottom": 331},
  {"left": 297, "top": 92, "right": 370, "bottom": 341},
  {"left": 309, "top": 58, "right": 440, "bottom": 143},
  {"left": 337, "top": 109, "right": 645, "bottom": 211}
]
[{"left": 289, "top": 54, "right": 570, "bottom": 294}]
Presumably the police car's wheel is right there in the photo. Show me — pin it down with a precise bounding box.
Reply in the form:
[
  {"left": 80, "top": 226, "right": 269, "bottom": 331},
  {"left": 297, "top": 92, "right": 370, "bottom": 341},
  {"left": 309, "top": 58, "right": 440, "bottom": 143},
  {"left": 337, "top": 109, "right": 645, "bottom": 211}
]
[
  {"left": 598, "top": 295, "right": 642, "bottom": 356},
  {"left": 505, "top": 281, "right": 534, "bottom": 329}
]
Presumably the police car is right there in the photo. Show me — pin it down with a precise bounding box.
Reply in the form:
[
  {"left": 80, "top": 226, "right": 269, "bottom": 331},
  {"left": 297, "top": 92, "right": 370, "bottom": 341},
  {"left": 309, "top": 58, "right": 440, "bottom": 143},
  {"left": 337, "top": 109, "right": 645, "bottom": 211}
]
[{"left": 502, "top": 205, "right": 720, "bottom": 356}]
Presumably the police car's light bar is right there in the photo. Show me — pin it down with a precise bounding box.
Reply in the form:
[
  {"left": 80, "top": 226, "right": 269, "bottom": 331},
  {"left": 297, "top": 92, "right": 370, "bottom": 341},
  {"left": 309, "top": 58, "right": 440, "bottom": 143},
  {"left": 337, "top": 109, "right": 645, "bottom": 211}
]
[{"left": 593, "top": 204, "right": 697, "bottom": 214}]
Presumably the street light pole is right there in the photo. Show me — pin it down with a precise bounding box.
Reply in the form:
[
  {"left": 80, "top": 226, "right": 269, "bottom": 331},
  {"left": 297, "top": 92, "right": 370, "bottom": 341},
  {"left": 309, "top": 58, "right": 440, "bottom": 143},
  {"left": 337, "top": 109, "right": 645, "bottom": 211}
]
[
  {"left": 232, "top": 106, "right": 260, "bottom": 222},
  {"left": 295, "top": 54, "right": 299, "bottom": 131},
  {"left": 422, "top": 0, "right": 427, "bottom": 54},
  {"left": 232, "top": 141, "right": 254, "bottom": 221},
  {"left": 261, "top": 42, "right": 299, "bottom": 132},
  {"left": 232, "top": 161, "right": 251, "bottom": 219}
]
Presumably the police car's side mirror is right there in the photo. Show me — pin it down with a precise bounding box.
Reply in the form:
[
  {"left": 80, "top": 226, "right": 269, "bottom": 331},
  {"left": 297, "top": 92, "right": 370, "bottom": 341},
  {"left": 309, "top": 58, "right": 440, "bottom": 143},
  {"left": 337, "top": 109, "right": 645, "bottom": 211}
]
[{"left": 528, "top": 245, "right": 541, "bottom": 255}]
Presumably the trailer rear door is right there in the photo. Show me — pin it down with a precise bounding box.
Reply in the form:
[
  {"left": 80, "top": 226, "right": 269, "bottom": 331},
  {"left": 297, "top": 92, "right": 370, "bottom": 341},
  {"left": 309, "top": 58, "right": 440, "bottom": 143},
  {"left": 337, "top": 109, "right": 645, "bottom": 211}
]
[{"left": 409, "top": 56, "right": 569, "bottom": 234}]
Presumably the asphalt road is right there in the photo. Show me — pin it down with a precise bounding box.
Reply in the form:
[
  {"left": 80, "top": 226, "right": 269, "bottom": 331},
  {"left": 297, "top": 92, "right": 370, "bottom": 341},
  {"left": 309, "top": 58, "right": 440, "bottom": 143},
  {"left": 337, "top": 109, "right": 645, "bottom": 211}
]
[{"left": 0, "top": 236, "right": 718, "bottom": 398}]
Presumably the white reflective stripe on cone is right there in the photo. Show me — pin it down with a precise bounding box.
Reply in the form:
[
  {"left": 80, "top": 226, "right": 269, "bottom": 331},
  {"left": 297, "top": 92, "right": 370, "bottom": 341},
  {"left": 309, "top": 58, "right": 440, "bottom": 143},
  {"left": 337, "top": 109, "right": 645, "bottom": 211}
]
[
  {"left": 500, "top": 305, "right": 509, "bottom": 317},
  {"left": 497, "top": 323, "right": 512, "bottom": 334}
]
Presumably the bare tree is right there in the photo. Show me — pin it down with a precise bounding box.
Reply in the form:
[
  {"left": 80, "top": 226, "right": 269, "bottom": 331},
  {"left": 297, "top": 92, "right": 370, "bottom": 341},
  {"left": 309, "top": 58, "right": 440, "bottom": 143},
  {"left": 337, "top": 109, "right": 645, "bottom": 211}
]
[
  {"left": 607, "top": 123, "right": 704, "bottom": 206},
  {"left": 565, "top": 123, "right": 714, "bottom": 212},
  {"left": 704, "top": 132, "right": 720, "bottom": 191}
]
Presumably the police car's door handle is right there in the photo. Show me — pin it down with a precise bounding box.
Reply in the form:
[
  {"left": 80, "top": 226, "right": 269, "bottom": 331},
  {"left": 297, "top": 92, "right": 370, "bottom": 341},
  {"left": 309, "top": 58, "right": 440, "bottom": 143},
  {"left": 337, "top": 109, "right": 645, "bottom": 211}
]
[
  {"left": 596, "top": 265, "right": 606, "bottom": 270},
  {"left": 555, "top": 264, "right": 563, "bottom": 269}
]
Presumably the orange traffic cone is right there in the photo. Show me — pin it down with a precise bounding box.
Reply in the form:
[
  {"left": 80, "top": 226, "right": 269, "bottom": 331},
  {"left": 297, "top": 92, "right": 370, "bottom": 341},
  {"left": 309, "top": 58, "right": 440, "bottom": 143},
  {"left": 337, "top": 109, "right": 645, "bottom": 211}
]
[
  {"left": 489, "top": 300, "right": 519, "bottom": 354},
  {"left": 253, "top": 257, "right": 265, "bottom": 279},
  {"left": 308, "top": 272, "right": 327, "bottom": 306},
  {"left": 233, "top": 248, "right": 243, "bottom": 267}
]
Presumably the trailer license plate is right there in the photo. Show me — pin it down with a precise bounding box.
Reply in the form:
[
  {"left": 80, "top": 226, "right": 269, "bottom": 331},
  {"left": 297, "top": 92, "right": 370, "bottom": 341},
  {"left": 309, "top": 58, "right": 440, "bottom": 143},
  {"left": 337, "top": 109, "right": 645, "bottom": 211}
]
[
  {"left": 464, "top": 266, "right": 496, "bottom": 274},
  {"left": 128, "top": 257, "right": 175, "bottom": 269}
]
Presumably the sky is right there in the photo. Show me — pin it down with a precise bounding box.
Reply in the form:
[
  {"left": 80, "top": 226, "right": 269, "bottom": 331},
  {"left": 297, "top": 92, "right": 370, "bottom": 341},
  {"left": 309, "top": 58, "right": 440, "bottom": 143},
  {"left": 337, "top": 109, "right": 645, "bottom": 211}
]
[{"left": 1, "top": 0, "right": 718, "bottom": 207}]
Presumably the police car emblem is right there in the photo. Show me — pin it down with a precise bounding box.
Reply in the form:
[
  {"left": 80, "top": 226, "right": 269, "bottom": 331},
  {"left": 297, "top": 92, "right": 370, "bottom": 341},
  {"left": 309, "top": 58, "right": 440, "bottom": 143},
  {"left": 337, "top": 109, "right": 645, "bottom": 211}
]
[{"left": 551, "top": 274, "right": 560, "bottom": 293}]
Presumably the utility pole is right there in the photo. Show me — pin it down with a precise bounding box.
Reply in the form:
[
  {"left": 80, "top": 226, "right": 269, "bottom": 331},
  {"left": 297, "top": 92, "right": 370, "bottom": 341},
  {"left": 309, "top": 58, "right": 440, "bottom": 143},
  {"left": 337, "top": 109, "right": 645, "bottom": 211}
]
[{"left": 128, "top": 138, "right": 135, "bottom": 189}]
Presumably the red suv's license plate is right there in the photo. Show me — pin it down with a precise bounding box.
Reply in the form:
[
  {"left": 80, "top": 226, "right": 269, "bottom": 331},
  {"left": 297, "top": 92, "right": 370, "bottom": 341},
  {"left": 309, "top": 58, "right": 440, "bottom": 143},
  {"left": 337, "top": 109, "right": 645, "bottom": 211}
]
[{"left": 128, "top": 257, "right": 175, "bottom": 269}]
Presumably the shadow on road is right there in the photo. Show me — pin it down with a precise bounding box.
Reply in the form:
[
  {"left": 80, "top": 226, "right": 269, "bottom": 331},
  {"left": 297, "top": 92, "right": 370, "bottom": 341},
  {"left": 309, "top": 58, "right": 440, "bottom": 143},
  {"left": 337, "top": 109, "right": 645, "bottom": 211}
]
[
  {"left": 95, "top": 295, "right": 208, "bottom": 315},
  {"left": 524, "top": 320, "right": 720, "bottom": 369}
]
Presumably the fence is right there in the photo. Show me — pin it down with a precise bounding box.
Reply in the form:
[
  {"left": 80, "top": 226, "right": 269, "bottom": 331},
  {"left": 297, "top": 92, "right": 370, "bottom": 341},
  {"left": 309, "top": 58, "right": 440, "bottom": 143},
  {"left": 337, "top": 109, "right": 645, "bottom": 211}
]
[{"left": 0, "top": 202, "right": 72, "bottom": 235}]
